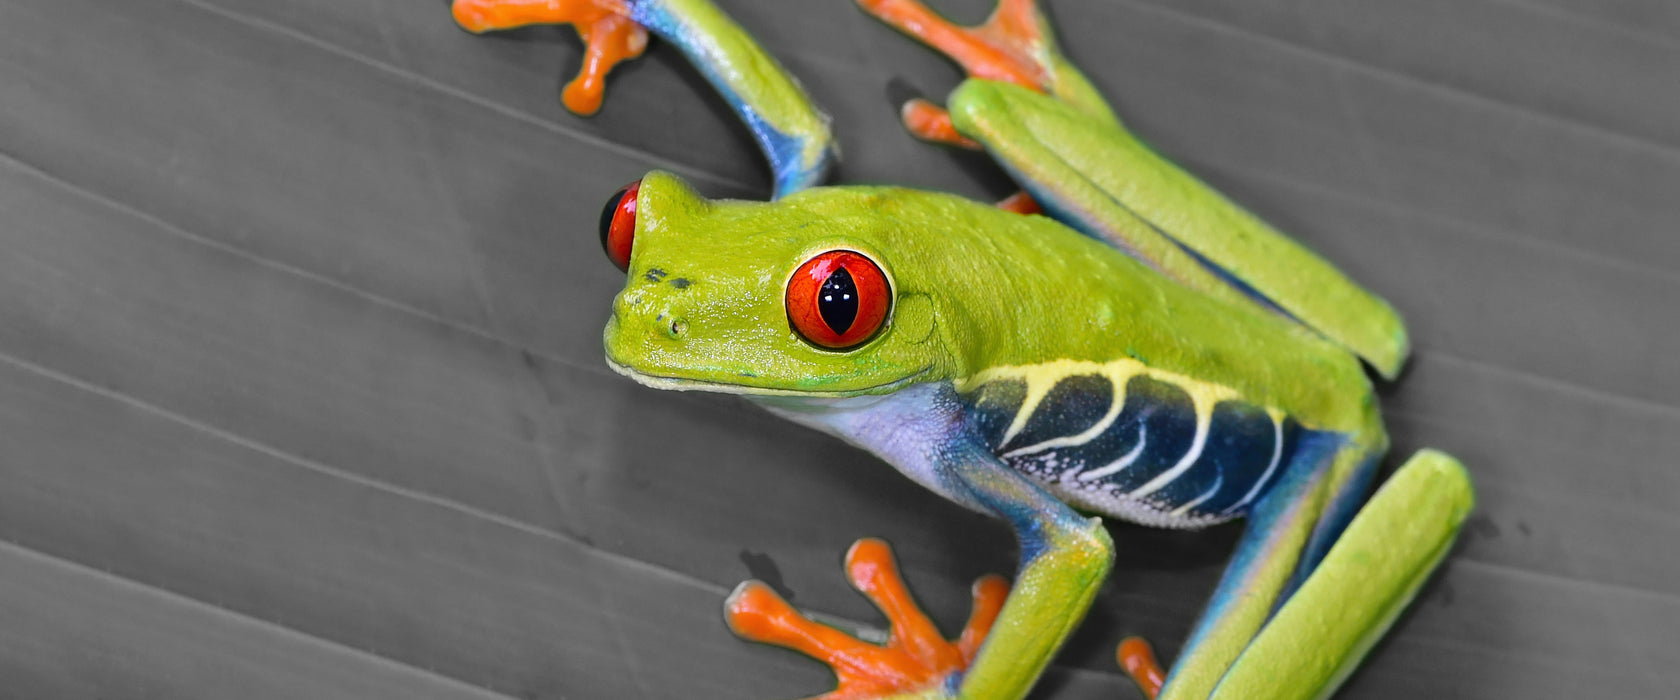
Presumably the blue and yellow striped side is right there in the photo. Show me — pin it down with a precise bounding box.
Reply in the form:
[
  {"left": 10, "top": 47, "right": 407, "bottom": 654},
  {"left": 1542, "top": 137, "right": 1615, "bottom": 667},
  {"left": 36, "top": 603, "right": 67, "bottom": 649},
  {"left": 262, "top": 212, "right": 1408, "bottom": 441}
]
[{"left": 956, "top": 359, "right": 1302, "bottom": 528}]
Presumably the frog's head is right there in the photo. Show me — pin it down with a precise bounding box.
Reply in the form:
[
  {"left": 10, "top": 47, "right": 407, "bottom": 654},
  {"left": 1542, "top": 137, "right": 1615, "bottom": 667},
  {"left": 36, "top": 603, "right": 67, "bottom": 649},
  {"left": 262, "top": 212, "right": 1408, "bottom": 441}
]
[{"left": 599, "top": 171, "right": 958, "bottom": 397}]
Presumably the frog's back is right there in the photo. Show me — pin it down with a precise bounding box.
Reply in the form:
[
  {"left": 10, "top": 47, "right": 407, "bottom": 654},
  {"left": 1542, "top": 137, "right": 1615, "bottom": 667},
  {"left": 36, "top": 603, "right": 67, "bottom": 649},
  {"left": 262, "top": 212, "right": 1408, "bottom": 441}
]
[
  {"left": 835, "top": 190, "right": 1378, "bottom": 526},
  {"left": 772, "top": 187, "right": 1379, "bottom": 523},
  {"left": 832, "top": 189, "right": 1375, "bottom": 428}
]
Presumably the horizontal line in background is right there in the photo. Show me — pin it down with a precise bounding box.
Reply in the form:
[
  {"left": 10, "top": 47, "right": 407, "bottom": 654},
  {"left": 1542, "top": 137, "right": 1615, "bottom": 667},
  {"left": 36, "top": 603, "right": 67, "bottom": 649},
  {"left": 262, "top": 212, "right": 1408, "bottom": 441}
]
[
  {"left": 0, "top": 533, "right": 521, "bottom": 700},
  {"left": 170, "top": 0, "right": 758, "bottom": 195}
]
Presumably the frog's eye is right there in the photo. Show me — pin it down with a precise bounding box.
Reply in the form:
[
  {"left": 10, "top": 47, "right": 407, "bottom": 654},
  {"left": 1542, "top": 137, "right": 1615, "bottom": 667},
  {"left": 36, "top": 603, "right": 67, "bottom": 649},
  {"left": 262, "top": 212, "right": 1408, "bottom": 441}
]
[
  {"left": 786, "top": 250, "right": 892, "bottom": 349},
  {"left": 599, "top": 179, "right": 640, "bottom": 271}
]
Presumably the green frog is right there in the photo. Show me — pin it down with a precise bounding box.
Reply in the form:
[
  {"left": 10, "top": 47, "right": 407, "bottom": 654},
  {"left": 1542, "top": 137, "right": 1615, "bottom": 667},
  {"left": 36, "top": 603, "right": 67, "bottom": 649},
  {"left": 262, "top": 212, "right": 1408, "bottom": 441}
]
[{"left": 452, "top": 1, "right": 1475, "bottom": 698}]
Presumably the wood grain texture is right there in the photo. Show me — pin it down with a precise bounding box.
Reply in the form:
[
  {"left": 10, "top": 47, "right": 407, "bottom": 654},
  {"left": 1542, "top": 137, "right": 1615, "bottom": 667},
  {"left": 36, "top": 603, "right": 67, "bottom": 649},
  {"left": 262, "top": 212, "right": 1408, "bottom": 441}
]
[{"left": 0, "top": 0, "right": 1674, "bottom": 698}]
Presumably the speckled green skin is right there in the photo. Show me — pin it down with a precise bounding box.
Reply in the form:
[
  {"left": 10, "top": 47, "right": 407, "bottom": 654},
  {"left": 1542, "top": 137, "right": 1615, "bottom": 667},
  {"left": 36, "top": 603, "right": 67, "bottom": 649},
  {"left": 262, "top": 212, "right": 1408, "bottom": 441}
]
[
  {"left": 605, "top": 173, "right": 1376, "bottom": 436},
  {"left": 946, "top": 79, "right": 1409, "bottom": 380},
  {"left": 588, "top": 2, "right": 1473, "bottom": 699},
  {"left": 600, "top": 172, "right": 1444, "bottom": 700}
]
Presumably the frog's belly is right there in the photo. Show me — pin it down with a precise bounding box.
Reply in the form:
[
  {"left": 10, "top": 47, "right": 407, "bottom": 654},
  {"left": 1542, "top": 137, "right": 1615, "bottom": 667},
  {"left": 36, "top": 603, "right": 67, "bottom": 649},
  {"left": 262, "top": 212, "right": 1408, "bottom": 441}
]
[{"left": 958, "top": 361, "right": 1300, "bottom": 529}]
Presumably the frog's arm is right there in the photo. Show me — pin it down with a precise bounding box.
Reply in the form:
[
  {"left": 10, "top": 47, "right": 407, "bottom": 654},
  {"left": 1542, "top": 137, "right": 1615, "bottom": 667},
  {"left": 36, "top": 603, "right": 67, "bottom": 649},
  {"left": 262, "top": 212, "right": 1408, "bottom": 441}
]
[
  {"left": 856, "top": 0, "right": 1408, "bottom": 378},
  {"left": 744, "top": 384, "right": 1113, "bottom": 700},
  {"left": 452, "top": 0, "right": 836, "bottom": 197},
  {"left": 939, "top": 441, "right": 1113, "bottom": 697}
]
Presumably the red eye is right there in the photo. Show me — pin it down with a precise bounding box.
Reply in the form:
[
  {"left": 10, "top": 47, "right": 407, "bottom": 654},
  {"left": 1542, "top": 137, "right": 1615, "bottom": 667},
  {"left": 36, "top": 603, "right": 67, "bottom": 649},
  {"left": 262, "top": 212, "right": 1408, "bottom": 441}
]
[
  {"left": 786, "top": 251, "right": 892, "bottom": 349},
  {"left": 599, "top": 179, "right": 640, "bottom": 271}
]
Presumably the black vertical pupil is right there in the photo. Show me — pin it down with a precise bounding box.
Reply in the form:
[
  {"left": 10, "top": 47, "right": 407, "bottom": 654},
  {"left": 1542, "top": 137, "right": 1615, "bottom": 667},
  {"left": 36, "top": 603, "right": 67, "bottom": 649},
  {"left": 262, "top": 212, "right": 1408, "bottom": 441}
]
[
  {"left": 599, "top": 186, "right": 628, "bottom": 256},
  {"left": 818, "top": 267, "right": 859, "bottom": 334}
]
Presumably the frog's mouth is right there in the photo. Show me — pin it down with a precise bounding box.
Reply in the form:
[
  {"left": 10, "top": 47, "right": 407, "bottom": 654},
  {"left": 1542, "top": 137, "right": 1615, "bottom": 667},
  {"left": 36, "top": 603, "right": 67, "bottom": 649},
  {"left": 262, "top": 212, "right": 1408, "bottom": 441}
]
[{"left": 604, "top": 357, "right": 932, "bottom": 398}]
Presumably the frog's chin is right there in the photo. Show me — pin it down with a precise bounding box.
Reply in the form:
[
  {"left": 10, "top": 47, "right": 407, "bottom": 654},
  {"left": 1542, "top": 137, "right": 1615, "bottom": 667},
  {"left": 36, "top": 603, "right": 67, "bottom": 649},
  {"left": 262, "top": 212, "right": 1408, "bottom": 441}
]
[{"left": 604, "top": 357, "right": 931, "bottom": 398}]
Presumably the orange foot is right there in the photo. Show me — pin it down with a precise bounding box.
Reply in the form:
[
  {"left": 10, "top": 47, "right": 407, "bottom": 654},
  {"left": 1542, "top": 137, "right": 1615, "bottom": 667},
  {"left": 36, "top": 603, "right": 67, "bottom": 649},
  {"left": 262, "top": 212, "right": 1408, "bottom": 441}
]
[
  {"left": 1117, "top": 636, "right": 1167, "bottom": 700},
  {"left": 451, "top": 0, "right": 648, "bottom": 115},
  {"left": 858, "top": 0, "right": 1052, "bottom": 146},
  {"left": 726, "top": 538, "right": 1009, "bottom": 700}
]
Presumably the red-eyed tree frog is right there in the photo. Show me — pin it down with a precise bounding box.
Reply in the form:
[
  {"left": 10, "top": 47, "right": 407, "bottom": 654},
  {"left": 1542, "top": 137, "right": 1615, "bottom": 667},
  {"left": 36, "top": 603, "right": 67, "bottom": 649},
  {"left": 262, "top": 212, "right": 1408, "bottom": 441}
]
[{"left": 451, "top": 1, "right": 1476, "bottom": 698}]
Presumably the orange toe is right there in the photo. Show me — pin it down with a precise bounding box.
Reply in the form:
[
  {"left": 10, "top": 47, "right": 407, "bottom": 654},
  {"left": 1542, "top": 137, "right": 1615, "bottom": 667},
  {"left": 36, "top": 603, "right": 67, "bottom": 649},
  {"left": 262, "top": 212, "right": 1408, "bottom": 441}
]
[
  {"left": 900, "top": 99, "right": 982, "bottom": 149},
  {"left": 994, "top": 191, "right": 1041, "bottom": 216},
  {"left": 1117, "top": 636, "right": 1166, "bottom": 700},
  {"left": 956, "top": 574, "right": 1009, "bottom": 663}
]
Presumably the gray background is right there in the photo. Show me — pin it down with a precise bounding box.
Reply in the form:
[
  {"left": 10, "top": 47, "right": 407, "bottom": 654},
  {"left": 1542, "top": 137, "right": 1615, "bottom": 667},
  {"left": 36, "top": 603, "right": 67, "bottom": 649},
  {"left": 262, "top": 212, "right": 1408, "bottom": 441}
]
[{"left": 2, "top": 0, "right": 1677, "bottom": 697}]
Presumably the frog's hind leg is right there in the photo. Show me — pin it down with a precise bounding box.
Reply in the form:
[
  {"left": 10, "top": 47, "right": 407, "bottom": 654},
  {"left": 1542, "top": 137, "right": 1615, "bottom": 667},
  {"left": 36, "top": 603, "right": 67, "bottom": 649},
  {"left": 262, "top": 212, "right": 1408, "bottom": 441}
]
[
  {"left": 857, "top": 0, "right": 1050, "bottom": 92},
  {"left": 857, "top": 0, "right": 1118, "bottom": 133},
  {"left": 861, "top": 1, "right": 1411, "bottom": 377},
  {"left": 1111, "top": 447, "right": 1469, "bottom": 700},
  {"left": 1206, "top": 450, "right": 1473, "bottom": 700},
  {"left": 1150, "top": 436, "right": 1473, "bottom": 700},
  {"left": 856, "top": 0, "right": 1042, "bottom": 148},
  {"left": 1152, "top": 430, "right": 1381, "bottom": 700}
]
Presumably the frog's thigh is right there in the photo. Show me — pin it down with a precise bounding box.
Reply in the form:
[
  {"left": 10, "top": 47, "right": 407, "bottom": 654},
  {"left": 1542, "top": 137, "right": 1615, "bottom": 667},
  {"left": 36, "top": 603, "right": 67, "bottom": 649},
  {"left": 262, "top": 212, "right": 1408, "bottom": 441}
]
[
  {"left": 1158, "top": 431, "right": 1380, "bottom": 700},
  {"left": 1210, "top": 450, "right": 1473, "bottom": 700},
  {"left": 940, "top": 441, "right": 1114, "bottom": 700}
]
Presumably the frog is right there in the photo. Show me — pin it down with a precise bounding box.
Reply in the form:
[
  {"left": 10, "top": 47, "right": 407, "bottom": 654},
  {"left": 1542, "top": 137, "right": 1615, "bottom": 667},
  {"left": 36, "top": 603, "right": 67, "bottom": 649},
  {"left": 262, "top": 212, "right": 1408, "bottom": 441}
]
[{"left": 449, "top": 1, "right": 1476, "bottom": 698}]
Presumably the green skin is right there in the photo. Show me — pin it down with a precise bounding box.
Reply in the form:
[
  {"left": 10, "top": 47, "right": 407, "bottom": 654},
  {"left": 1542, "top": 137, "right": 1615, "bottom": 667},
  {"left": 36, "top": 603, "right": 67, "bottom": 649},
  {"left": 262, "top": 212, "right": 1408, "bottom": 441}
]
[
  {"left": 607, "top": 172, "right": 1371, "bottom": 427},
  {"left": 591, "top": 3, "right": 1475, "bottom": 699}
]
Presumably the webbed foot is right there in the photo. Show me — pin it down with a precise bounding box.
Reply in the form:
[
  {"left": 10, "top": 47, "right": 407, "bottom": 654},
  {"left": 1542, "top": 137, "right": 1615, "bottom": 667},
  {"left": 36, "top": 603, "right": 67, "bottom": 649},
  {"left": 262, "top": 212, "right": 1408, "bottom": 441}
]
[
  {"left": 725, "top": 538, "right": 1008, "bottom": 699},
  {"left": 856, "top": 0, "right": 1052, "bottom": 147},
  {"left": 451, "top": 0, "right": 648, "bottom": 115},
  {"left": 857, "top": 0, "right": 1051, "bottom": 92}
]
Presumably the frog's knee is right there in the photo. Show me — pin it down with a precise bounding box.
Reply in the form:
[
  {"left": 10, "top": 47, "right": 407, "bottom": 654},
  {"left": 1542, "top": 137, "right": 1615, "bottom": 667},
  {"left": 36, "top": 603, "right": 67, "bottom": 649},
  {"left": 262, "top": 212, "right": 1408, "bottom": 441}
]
[{"left": 1032, "top": 515, "right": 1113, "bottom": 575}]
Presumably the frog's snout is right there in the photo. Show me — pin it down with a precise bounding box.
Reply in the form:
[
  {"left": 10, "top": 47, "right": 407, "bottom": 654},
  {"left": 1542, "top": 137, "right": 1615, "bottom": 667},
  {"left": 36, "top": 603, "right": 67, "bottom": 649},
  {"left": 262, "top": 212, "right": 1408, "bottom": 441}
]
[{"left": 611, "top": 284, "right": 692, "bottom": 343}]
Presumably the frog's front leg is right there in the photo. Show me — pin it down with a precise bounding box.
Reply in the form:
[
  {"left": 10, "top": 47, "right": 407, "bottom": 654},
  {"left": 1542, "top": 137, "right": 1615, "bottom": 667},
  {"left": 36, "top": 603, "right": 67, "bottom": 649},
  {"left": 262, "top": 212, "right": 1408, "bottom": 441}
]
[
  {"left": 451, "top": 0, "right": 836, "bottom": 196},
  {"left": 452, "top": 0, "right": 649, "bottom": 115},
  {"left": 939, "top": 443, "right": 1114, "bottom": 697},
  {"left": 751, "top": 384, "right": 1113, "bottom": 699}
]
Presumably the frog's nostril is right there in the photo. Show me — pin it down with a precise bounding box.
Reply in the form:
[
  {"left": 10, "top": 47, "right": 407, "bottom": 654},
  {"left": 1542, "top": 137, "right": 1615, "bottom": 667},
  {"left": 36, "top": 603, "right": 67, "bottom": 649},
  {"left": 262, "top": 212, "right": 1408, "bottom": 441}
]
[{"left": 666, "top": 318, "right": 688, "bottom": 339}]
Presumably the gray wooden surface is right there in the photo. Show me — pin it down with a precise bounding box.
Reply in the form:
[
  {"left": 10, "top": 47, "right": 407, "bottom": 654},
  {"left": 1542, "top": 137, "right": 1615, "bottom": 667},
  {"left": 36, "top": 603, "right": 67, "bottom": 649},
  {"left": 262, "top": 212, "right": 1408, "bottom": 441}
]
[{"left": 1, "top": 0, "right": 1676, "bottom": 697}]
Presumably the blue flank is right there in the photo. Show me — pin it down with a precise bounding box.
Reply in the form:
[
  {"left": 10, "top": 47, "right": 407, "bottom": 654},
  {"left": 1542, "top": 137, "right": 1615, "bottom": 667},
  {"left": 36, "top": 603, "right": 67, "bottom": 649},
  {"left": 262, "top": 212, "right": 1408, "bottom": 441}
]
[{"left": 962, "top": 372, "right": 1299, "bottom": 525}]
